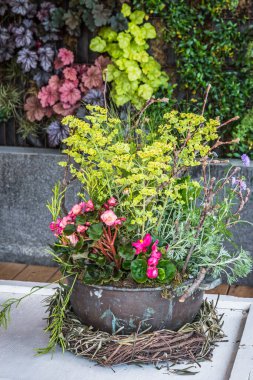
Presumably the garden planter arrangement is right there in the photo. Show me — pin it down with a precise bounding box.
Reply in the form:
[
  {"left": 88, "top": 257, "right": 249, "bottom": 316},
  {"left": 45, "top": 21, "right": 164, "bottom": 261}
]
[{"left": 1, "top": 1, "right": 253, "bottom": 372}]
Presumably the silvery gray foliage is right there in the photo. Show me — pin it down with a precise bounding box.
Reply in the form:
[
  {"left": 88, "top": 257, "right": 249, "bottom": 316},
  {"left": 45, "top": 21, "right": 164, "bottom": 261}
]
[{"left": 17, "top": 48, "right": 38, "bottom": 72}]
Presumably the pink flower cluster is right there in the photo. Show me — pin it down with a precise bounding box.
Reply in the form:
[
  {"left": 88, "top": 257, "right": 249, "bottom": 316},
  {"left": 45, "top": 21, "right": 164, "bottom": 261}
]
[
  {"left": 49, "top": 199, "right": 94, "bottom": 246},
  {"left": 100, "top": 197, "right": 126, "bottom": 227},
  {"left": 25, "top": 50, "right": 110, "bottom": 121},
  {"left": 132, "top": 235, "right": 163, "bottom": 279}
]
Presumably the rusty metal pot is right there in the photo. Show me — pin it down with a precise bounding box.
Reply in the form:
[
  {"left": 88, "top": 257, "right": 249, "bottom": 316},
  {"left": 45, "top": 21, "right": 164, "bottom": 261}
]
[{"left": 68, "top": 278, "right": 221, "bottom": 334}]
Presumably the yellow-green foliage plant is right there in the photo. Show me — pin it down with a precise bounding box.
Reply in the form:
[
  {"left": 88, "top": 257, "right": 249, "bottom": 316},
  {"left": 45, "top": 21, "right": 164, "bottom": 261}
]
[{"left": 89, "top": 4, "right": 170, "bottom": 109}]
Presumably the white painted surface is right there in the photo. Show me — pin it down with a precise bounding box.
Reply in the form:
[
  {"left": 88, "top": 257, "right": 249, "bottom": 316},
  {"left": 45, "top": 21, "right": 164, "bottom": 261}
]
[{"left": 0, "top": 281, "right": 253, "bottom": 380}]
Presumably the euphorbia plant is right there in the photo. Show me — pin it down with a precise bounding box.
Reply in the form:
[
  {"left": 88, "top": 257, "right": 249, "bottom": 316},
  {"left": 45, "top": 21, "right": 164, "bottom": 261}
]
[{"left": 48, "top": 100, "right": 252, "bottom": 300}]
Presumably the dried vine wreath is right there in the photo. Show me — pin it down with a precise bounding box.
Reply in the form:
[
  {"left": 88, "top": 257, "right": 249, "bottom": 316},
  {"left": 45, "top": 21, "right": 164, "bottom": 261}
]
[{"left": 41, "top": 286, "right": 224, "bottom": 369}]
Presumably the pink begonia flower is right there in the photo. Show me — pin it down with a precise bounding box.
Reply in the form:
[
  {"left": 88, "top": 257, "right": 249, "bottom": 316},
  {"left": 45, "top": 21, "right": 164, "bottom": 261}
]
[
  {"left": 67, "top": 233, "right": 79, "bottom": 246},
  {"left": 80, "top": 200, "right": 94, "bottom": 212},
  {"left": 151, "top": 251, "right": 162, "bottom": 259},
  {"left": 107, "top": 197, "right": 118, "bottom": 207},
  {"left": 63, "top": 67, "right": 78, "bottom": 81},
  {"left": 48, "top": 75, "right": 61, "bottom": 91},
  {"left": 71, "top": 203, "right": 83, "bottom": 216},
  {"left": 147, "top": 256, "right": 159, "bottom": 266},
  {"left": 147, "top": 267, "right": 158, "bottom": 279},
  {"left": 59, "top": 81, "right": 81, "bottom": 106},
  {"left": 114, "top": 217, "right": 126, "bottom": 226},
  {"left": 38, "top": 85, "right": 59, "bottom": 108},
  {"left": 57, "top": 48, "right": 74, "bottom": 66},
  {"left": 49, "top": 218, "right": 63, "bottom": 236},
  {"left": 77, "top": 225, "right": 88, "bottom": 234},
  {"left": 101, "top": 210, "right": 118, "bottom": 226},
  {"left": 132, "top": 234, "right": 152, "bottom": 255},
  {"left": 59, "top": 215, "right": 73, "bottom": 229}
]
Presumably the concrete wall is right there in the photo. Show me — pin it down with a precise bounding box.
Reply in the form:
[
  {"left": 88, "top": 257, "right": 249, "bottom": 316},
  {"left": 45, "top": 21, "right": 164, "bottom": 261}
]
[{"left": 0, "top": 147, "right": 252, "bottom": 284}]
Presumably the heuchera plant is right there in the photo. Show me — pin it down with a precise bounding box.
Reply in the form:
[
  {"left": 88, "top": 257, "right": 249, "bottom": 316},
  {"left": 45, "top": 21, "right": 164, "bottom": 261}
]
[
  {"left": 89, "top": 4, "right": 170, "bottom": 109},
  {"left": 24, "top": 50, "right": 109, "bottom": 122},
  {"left": 48, "top": 104, "right": 252, "bottom": 299}
]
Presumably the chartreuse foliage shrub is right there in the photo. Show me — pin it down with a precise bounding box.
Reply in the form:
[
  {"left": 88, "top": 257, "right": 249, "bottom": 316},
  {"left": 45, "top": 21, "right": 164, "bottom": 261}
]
[{"left": 90, "top": 4, "right": 170, "bottom": 109}]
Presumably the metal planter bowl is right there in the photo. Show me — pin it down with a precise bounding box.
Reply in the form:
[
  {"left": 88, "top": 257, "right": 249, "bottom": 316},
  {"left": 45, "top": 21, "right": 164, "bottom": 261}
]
[{"left": 69, "top": 278, "right": 221, "bottom": 334}]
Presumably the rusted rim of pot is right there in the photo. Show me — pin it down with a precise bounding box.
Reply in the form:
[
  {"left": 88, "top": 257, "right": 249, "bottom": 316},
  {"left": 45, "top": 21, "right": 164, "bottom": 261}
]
[{"left": 70, "top": 277, "right": 221, "bottom": 293}]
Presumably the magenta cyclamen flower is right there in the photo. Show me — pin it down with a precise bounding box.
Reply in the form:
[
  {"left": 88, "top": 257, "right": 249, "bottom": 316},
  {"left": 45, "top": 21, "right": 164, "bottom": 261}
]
[
  {"left": 132, "top": 234, "right": 152, "bottom": 255},
  {"left": 241, "top": 154, "right": 250, "bottom": 167},
  {"left": 146, "top": 267, "right": 158, "bottom": 279},
  {"left": 49, "top": 218, "right": 63, "bottom": 236}
]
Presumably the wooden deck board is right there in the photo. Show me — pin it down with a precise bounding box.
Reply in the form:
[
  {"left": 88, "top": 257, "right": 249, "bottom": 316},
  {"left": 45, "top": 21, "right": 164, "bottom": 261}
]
[
  {"left": 13, "top": 264, "right": 58, "bottom": 283},
  {"left": 0, "top": 262, "right": 28, "bottom": 280},
  {"left": 0, "top": 262, "right": 253, "bottom": 297}
]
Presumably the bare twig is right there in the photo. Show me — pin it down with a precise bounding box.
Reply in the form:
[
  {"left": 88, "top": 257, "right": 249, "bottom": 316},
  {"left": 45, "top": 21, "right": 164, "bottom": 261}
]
[
  {"left": 179, "top": 268, "right": 208, "bottom": 303},
  {"left": 201, "top": 84, "right": 211, "bottom": 116}
]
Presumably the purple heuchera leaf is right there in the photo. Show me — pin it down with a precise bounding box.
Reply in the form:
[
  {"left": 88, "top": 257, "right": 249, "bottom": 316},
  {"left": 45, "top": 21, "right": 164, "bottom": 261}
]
[
  {"left": 33, "top": 70, "right": 51, "bottom": 87},
  {"left": 0, "top": 28, "right": 10, "bottom": 46},
  {"left": 0, "top": 44, "right": 15, "bottom": 62},
  {"left": 38, "top": 45, "right": 55, "bottom": 72},
  {"left": 10, "top": 0, "right": 29, "bottom": 16},
  {"left": 0, "top": 0, "right": 8, "bottom": 16},
  {"left": 82, "top": 89, "right": 104, "bottom": 106},
  {"left": 47, "top": 121, "right": 69, "bottom": 147},
  {"left": 13, "top": 26, "right": 34, "bottom": 48},
  {"left": 241, "top": 154, "right": 250, "bottom": 167},
  {"left": 17, "top": 48, "right": 38, "bottom": 72}
]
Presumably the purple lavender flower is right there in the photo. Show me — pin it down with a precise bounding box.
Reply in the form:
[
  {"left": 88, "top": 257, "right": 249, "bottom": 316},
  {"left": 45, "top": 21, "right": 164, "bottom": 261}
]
[
  {"left": 10, "top": 0, "right": 29, "bottom": 16},
  {"left": 82, "top": 89, "right": 104, "bottom": 106},
  {"left": 17, "top": 48, "right": 38, "bottom": 72},
  {"left": 231, "top": 177, "right": 247, "bottom": 191},
  {"left": 241, "top": 154, "right": 250, "bottom": 167},
  {"left": 47, "top": 121, "right": 69, "bottom": 147},
  {"left": 38, "top": 45, "right": 55, "bottom": 72}
]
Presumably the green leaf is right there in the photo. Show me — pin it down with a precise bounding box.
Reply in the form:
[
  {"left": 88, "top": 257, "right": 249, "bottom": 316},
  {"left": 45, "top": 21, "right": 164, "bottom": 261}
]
[
  {"left": 121, "top": 3, "right": 131, "bottom": 18},
  {"left": 87, "top": 223, "right": 103, "bottom": 240},
  {"left": 157, "top": 260, "right": 176, "bottom": 283},
  {"left": 75, "top": 237, "right": 84, "bottom": 251},
  {"left": 88, "top": 252, "right": 106, "bottom": 265},
  {"left": 75, "top": 215, "right": 86, "bottom": 225},
  {"left": 90, "top": 36, "right": 107, "bottom": 53},
  {"left": 131, "top": 258, "right": 147, "bottom": 283},
  {"left": 129, "top": 10, "right": 145, "bottom": 25},
  {"left": 63, "top": 224, "right": 76, "bottom": 236},
  {"left": 122, "top": 260, "right": 132, "bottom": 270},
  {"left": 157, "top": 268, "right": 166, "bottom": 281},
  {"left": 118, "top": 244, "right": 134, "bottom": 260},
  {"left": 83, "top": 264, "right": 101, "bottom": 284}
]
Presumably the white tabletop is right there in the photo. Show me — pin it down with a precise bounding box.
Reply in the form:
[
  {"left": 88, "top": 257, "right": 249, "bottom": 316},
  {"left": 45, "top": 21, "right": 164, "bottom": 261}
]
[{"left": 0, "top": 280, "right": 253, "bottom": 380}]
